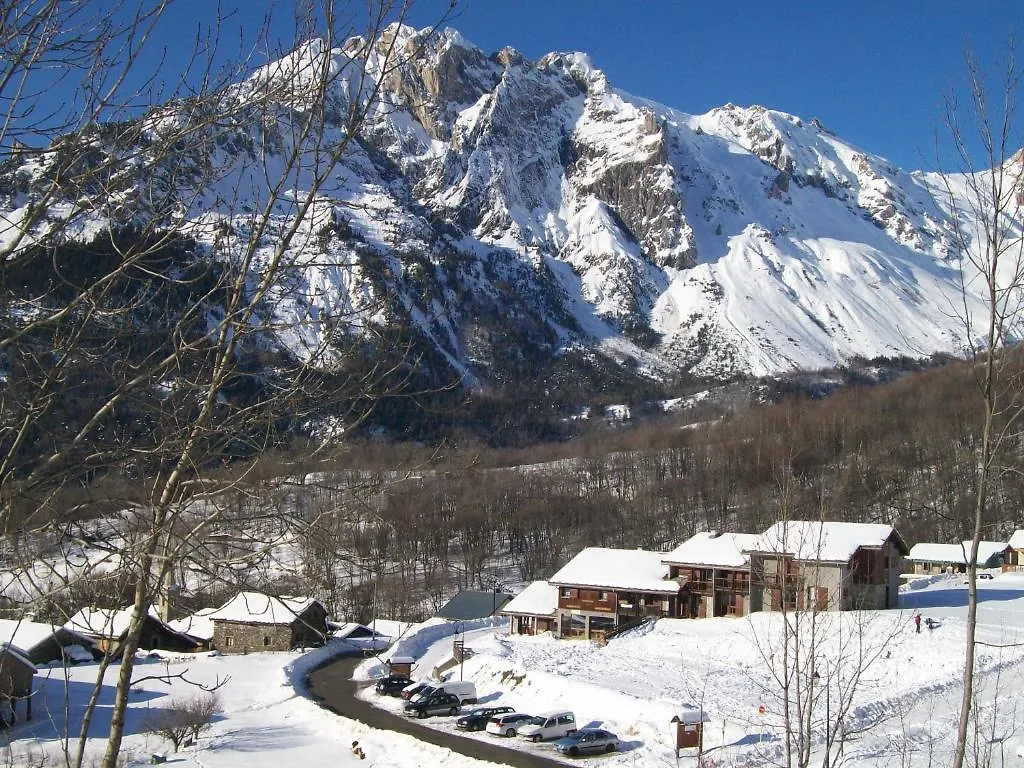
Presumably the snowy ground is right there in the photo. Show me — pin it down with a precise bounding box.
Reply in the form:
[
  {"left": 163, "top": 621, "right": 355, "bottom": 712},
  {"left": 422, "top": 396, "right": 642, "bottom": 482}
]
[{"left": 5, "top": 573, "right": 1024, "bottom": 767}]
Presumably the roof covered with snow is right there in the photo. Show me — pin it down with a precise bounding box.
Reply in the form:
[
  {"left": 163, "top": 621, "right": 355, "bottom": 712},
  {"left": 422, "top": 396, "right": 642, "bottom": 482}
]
[
  {"left": 168, "top": 607, "right": 217, "bottom": 641},
  {"left": 907, "top": 541, "right": 1010, "bottom": 565},
  {"left": 549, "top": 547, "right": 676, "bottom": 593},
  {"left": 500, "top": 581, "right": 559, "bottom": 617},
  {"left": 64, "top": 606, "right": 161, "bottom": 639},
  {"left": 747, "top": 522, "right": 903, "bottom": 563},
  {"left": 663, "top": 531, "right": 761, "bottom": 568},
  {"left": 203, "top": 592, "right": 323, "bottom": 626},
  {"left": 1009, "top": 530, "right": 1024, "bottom": 549},
  {"left": 0, "top": 643, "right": 37, "bottom": 672},
  {"left": 0, "top": 618, "right": 92, "bottom": 653}
]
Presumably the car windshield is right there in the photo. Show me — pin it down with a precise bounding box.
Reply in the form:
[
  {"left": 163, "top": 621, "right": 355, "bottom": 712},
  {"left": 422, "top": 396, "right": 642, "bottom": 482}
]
[{"left": 528, "top": 716, "right": 546, "bottom": 725}]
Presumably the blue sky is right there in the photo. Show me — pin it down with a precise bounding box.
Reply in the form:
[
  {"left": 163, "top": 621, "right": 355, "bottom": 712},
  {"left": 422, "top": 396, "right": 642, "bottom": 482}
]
[
  {"left": 45, "top": 1, "right": 1022, "bottom": 171},
  {"left": 393, "top": 0, "right": 1021, "bottom": 171}
]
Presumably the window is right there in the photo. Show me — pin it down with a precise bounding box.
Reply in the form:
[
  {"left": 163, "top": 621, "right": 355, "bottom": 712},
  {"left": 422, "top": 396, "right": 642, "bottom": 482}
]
[
  {"left": 558, "top": 714, "right": 575, "bottom": 725},
  {"left": 598, "top": 591, "right": 610, "bottom": 601},
  {"left": 224, "top": 636, "right": 234, "bottom": 648},
  {"left": 560, "top": 587, "right": 573, "bottom": 599},
  {"left": 263, "top": 635, "right": 271, "bottom": 647}
]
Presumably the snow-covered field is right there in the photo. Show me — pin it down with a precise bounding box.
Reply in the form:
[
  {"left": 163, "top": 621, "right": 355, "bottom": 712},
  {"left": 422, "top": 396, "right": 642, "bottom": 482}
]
[{"left": 5, "top": 573, "right": 1024, "bottom": 767}]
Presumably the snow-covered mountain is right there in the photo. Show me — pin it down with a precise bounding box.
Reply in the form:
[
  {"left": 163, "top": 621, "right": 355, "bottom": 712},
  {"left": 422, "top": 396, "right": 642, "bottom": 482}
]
[{"left": 4, "top": 24, "right": 1019, "bottom": 394}]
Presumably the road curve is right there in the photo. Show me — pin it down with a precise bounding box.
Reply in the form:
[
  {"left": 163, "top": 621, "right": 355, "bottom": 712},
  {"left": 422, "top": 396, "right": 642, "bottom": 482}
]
[{"left": 305, "top": 655, "right": 567, "bottom": 768}]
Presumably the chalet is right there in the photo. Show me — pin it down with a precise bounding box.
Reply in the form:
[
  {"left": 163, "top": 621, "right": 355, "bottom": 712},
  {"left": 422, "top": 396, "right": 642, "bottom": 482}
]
[
  {"left": 64, "top": 607, "right": 201, "bottom": 657},
  {"left": 0, "top": 644, "right": 35, "bottom": 725},
  {"left": 204, "top": 592, "right": 328, "bottom": 653},
  {"left": 549, "top": 547, "right": 679, "bottom": 640},
  {"left": 500, "top": 581, "right": 559, "bottom": 635},
  {"left": 1009, "top": 531, "right": 1024, "bottom": 569},
  {"left": 746, "top": 521, "right": 907, "bottom": 612},
  {"left": 906, "top": 541, "right": 1011, "bottom": 574},
  {"left": 0, "top": 618, "right": 98, "bottom": 665},
  {"left": 662, "top": 531, "right": 760, "bottom": 618}
]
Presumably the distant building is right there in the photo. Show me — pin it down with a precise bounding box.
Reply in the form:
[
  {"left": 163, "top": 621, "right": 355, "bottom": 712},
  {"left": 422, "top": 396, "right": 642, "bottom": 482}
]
[
  {"left": 663, "top": 532, "right": 760, "bottom": 618},
  {"left": 746, "top": 521, "right": 907, "bottom": 611},
  {"left": 1009, "top": 531, "right": 1024, "bottom": 569},
  {"left": 64, "top": 607, "right": 200, "bottom": 657},
  {"left": 204, "top": 592, "right": 328, "bottom": 653},
  {"left": 0, "top": 619, "right": 98, "bottom": 665},
  {"left": 0, "top": 644, "right": 35, "bottom": 725},
  {"left": 437, "top": 590, "right": 513, "bottom": 621},
  {"left": 549, "top": 547, "right": 679, "bottom": 640},
  {"left": 906, "top": 541, "right": 1011, "bottom": 574}
]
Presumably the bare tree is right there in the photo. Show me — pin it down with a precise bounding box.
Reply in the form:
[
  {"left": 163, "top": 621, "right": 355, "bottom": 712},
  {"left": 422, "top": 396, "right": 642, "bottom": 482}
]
[{"left": 939, "top": 38, "right": 1024, "bottom": 768}]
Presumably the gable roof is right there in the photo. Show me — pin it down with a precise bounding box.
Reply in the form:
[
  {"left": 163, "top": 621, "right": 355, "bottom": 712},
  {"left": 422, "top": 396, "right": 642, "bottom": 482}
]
[
  {"left": 1009, "top": 530, "right": 1024, "bottom": 549},
  {"left": 662, "top": 531, "right": 760, "bottom": 569},
  {"left": 907, "top": 541, "right": 1010, "bottom": 565},
  {"left": 549, "top": 547, "right": 676, "bottom": 594},
  {"left": 437, "top": 590, "right": 513, "bottom": 621},
  {"left": 167, "top": 607, "right": 218, "bottom": 642},
  {"left": 204, "top": 592, "right": 323, "bottom": 626},
  {"left": 500, "top": 581, "right": 559, "bottom": 617},
  {"left": 0, "top": 643, "right": 37, "bottom": 673},
  {"left": 747, "top": 521, "right": 905, "bottom": 563},
  {"left": 64, "top": 606, "right": 161, "bottom": 639},
  {"left": 0, "top": 619, "right": 93, "bottom": 654}
]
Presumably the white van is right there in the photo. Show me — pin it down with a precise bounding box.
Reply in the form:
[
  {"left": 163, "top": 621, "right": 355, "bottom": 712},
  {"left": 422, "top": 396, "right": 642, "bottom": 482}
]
[
  {"left": 429, "top": 680, "right": 478, "bottom": 705},
  {"left": 517, "top": 710, "right": 576, "bottom": 742}
]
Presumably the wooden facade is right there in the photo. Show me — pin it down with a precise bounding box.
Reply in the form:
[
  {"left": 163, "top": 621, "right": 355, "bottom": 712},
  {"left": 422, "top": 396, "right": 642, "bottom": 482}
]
[
  {"left": 670, "top": 565, "right": 751, "bottom": 618},
  {"left": 0, "top": 647, "right": 34, "bottom": 725},
  {"left": 554, "top": 586, "right": 677, "bottom": 640}
]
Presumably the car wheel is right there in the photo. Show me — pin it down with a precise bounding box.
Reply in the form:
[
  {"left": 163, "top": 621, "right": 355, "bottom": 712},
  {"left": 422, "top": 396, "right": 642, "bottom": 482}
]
[
  {"left": 569, "top": 747, "right": 579, "bottom": 757},
  {"left": 449, "top": 707, "right": 458, "bottom": 716},
  {"left": 505, "top": 728, "right": 516, "bottom": 737},
  {"left": 532, "top": 735, "right": 541, "bottom": 743},
  {"left": 417, "top": 710, "right": 427, "bottom": 719},
  {"left": 605, "top": 744, "right": 615, "bottom": 753}
]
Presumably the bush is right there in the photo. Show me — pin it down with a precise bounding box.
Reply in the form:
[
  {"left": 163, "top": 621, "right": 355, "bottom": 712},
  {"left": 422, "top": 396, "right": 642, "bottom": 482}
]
[{"left": 142, "top": 693, "right": 220, "bottom": 752}]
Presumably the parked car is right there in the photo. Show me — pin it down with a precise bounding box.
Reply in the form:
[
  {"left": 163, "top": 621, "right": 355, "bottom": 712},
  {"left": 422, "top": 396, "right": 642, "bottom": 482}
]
[
  {"left": 485, "top": 712, "right": 536, "bottom": 737},
  {"left": 400, "top": 681, "right": 434, "bottom": 700},
  {"left": 517, "top": 710, "right": 577, "bottom": 742},
  {"left": 375, "top": 675, "right": 414, "bottom": 696},
  {"left": 979, "top": 572, "right": 994, "bottom": 580},
  {"left": 456, "top": 705, "right": 515, "bottom": 731},
  {"left": 403, "top": 691, "right": 461, "bottom": 719},
  {"left": 553, "top": 729, "right": 620, "bottom": 756}
]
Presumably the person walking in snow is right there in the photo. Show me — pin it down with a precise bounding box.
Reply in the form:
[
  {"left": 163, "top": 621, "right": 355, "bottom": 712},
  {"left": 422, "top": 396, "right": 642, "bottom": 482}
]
[{"left": 914, "top": 613, "right": 921, "bottom": 633}]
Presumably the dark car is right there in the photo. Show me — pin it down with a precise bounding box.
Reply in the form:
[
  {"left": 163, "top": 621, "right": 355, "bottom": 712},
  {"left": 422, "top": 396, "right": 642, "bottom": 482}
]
[
  {"left": 400, "top": 682, "right": 434, "bottom": 700},
  {"left": 553, "top": 728, "right": 620, "bottom": 757},
  {"left": 403, "top": 691, "right": 461, "bottom": 719},
  {"left": 456, "top": 705, "right": 515, "bottom": 731},
  {"left": 375, "top": 675, "right": 414, "bottom": 696}
]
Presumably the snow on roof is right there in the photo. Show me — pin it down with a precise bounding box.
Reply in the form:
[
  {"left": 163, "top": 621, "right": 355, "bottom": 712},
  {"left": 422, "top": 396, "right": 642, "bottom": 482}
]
[
  {"left": 907, "top": 541, "right": 1010, "bottom": 565},
  {"left": 662, "top": 531, "right": 760, "bottom": 568},
  {"left": 203, "top": 592, "right": 321, "bottom": 625},
  {"left": 0, "top": 643, "right": 37, "bottom": 672},
  {"left": 331, "top": 622, "right": 380, "bottom": 639},
  {"left": 0, "top": 618, "right": 91, "bottom": 653},
  {"left": 167, "top": 608, "right": 217, "bottom": 641},
  {"left": 672, "top": 708, "right": 711, "bottom": 725},
  {"left": 64, "top": 606, "right": 161, "bottom": 638},
  {"left": 388, "top": 655, "right": 416, "bottom": 665},
  {"left": 748, "top": 521, "right": 899, "bottom": 563},
  {"left": 500, "top": 581, "right": 559, "bottom": 617},
  {"left": 1009, "top": 530, "right": 1024, "bottom": 549},
  {"left": 549, "top": 547, "right": 676, "bottom": 594}
]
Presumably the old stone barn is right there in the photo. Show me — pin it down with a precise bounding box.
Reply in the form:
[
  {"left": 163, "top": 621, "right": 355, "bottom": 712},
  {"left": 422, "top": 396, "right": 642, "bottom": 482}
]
[{"left": 205, "top": 592, "right": 328, "bottom": 653}]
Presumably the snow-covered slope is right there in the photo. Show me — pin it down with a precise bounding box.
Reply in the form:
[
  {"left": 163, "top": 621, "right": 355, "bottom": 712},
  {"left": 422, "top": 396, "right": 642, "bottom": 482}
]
[{"left": 4, "top": 24, "right": 1021, "bottom": 390}]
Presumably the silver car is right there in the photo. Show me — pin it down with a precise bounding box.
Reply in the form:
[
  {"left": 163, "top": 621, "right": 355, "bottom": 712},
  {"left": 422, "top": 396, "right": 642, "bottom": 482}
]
[{"left": 553, "top": 728, "right": 620, "bottom": 757}]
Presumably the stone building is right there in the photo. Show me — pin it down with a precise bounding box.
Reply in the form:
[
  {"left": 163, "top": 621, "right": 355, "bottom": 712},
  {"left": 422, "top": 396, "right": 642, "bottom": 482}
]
[{"left": 205, "top": 592, "right": 328, "bottom": 653}]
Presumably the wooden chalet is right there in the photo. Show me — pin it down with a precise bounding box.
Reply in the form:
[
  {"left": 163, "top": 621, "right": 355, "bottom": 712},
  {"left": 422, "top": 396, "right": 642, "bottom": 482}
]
[
  {"left": 0, "top": 644, "right": 35, "bottom": 725},
  {"left": 1009, "top": 530, "right": 1024, "bottom": 570},
  {"left": 745, "top": 522, "right": 907, "bottom": 612},
  {"left": 905, "top": 541, "right": 1012, "bottom": 575},
  {"left": 549, "top": 547, "right": 679, "bottom": 640},
  {"left": 64, "top": 607, "right": 201, "bottom": 657},
  {"left": 500, "top": 581, "right": 559, "bottom": 635},
  {"left": 204, "top": 592, "right": 328, "bottom": 653},
  {"left": 0, "top": 618, "right": 99, "bottom": 665},
  {"left": 662, "top": 532, "right": 760, "bottom": 618}
]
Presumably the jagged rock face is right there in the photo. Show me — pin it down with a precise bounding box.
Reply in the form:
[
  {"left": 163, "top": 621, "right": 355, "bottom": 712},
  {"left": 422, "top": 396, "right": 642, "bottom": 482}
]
[{"left": 2, "top": 23, "right": 1018, "bottom": 393}]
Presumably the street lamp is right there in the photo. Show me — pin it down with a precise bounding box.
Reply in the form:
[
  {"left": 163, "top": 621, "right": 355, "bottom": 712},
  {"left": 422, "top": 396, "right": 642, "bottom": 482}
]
[{"left": 453, "top": 620, "right": 465, "bottom": 681}]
